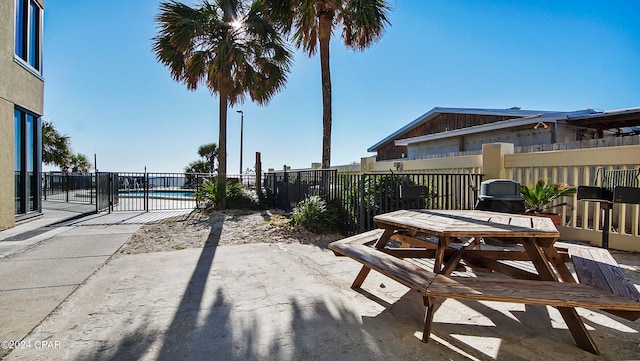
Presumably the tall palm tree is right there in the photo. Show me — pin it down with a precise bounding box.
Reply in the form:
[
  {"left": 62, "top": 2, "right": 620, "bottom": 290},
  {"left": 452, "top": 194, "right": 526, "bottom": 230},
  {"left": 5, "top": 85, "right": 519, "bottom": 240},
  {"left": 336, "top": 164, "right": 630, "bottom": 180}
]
[
  {"left": 261, "top": 0, "right": 391, "bottom": 168},
  {"left": 153, "top": 0, "right": 292, "bottom": 208}
]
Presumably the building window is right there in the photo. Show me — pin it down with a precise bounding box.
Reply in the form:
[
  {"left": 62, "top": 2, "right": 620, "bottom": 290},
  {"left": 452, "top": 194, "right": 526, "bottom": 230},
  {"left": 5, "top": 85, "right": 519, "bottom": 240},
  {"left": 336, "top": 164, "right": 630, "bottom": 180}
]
[
  {"left": 15, "top": 0, "right": 42, "bottom": 72},
  {"left": 14, "top": 107, "right": 42, "bottom": 216}
]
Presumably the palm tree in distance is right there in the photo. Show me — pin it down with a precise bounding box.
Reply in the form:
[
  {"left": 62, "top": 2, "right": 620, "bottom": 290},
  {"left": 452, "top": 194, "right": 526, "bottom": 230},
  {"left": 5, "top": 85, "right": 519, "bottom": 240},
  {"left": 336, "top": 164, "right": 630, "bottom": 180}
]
[
  {"left": 42, "top": 120, "right": 71, "bottom": 170},
  {"left": 69, "top": 153, "right": 92, "bottom": 173},
  {"left": 198, "top": 143, "right": 218, "bottom": 173},
  {"left": 153, "top": 0, "right": 292, "bottom": 208},
  {"left": 261, "top": 0, "right": 391, "bottom": 168}
]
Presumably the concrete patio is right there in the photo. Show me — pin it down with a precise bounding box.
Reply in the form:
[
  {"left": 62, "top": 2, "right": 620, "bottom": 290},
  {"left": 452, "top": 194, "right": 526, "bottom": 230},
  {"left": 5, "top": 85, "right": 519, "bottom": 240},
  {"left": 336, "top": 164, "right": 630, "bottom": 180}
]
[{"left": 1, "top": 203, "right": 639, "bottom": 360}]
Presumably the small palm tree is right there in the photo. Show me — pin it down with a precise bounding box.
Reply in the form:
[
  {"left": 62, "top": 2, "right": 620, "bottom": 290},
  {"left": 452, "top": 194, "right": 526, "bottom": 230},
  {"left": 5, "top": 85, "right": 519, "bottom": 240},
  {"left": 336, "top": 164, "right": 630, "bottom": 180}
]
[
  {"left": 261, "top": 0, "right": 391, "bottom": 168},
  {"left": 153, "top": 0, "right": 292, "bottom": 208}
]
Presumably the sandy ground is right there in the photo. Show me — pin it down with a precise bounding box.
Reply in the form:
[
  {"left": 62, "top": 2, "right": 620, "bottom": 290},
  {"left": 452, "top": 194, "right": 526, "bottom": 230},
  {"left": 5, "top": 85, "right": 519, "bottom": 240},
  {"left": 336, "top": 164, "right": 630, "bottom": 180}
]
[
  {"left": 118, "top": 209, "right": 344, "bottom": 255},
  {"left": 118, "top": 210, "right": 640, "bottom": 286}
]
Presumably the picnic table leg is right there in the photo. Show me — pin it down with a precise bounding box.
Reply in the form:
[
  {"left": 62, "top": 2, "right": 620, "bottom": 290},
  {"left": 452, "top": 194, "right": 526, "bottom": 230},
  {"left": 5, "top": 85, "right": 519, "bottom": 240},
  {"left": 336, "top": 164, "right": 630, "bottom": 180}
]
[
  {"left": 351, "top": 266, "right": 371, "bottom": 289},
  {"left": 522, "top": 239, "right": 600, "bottom": 355},
  {"left": 423, "top": 238, "right": 468, "bottom": 342},
  {"left": 351, "top": 228, "right": 395, "bottom": 289},
  {"left": 542, "top": 244, "right": 577, "bottom": 283},
  {"left": 433, "top": 236, "right": 455, "bottom": 273},
  {"left": 422, "top": 296, "right": 435, "bottom": 342}
]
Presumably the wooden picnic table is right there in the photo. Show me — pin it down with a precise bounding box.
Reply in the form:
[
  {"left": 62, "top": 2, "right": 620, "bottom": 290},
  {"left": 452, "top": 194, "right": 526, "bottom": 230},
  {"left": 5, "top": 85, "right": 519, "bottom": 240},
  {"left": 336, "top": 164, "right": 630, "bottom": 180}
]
[{"left": 330, "top": 209, "right": 640, "bottom": 354}]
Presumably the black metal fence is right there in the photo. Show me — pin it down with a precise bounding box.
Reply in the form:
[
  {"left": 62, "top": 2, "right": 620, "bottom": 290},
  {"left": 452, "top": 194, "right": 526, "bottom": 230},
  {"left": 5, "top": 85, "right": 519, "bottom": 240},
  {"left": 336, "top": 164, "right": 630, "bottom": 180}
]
[
  {"left": 262, "top": 170, "right": 338, "bottom": 211},
  {"left": 46, "top": 170, "right": 482, "bottom": 234},
  {"left": 264, "top": 170, "right": 483, "bottom": 235},
  {"left": 43, "top": 172, "right": 94, "bottom": 204},
  {"left": 112, "top": 172, "right": 198, "bottom": 211},
  {"left": 43, "top": 172, "right": 225, "bottom": 212}
]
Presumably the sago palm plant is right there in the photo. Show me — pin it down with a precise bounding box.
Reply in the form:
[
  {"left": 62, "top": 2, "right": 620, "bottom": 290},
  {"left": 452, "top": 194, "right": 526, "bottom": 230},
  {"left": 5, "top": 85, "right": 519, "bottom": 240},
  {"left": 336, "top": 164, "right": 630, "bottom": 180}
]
[{"left": 520, "top": 178, "right": 576, "bottom": 214}]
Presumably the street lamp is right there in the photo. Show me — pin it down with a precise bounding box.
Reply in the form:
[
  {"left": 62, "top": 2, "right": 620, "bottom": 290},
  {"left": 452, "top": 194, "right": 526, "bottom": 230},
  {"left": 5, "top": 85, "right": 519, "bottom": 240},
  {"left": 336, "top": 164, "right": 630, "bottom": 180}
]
[{"left": 236, "top": 110, "right": 244, "bottom": 184}]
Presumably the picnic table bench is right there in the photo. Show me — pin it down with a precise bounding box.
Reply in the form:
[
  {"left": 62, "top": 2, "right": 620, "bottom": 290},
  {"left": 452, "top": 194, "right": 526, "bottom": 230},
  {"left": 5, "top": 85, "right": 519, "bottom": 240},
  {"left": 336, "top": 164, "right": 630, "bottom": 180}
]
[{"left": 329, "top": 210, "right": 640, "bottom": 355}]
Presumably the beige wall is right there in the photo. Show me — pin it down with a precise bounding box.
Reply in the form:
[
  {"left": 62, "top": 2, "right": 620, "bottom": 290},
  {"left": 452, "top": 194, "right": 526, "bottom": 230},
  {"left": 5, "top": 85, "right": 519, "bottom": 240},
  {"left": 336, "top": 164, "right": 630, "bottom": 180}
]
[
  {"left": 0, "top": 99, "right": 14, "bottom": 230},
  {"left": 0, "top": 0, "right": 45, "bottom": 230}
]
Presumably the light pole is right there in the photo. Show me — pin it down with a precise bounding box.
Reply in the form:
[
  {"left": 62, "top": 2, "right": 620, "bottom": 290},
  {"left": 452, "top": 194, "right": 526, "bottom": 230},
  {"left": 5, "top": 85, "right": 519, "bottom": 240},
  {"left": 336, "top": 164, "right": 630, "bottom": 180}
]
[{"left": 236, "top": 110, "right": 244, "bottom": 184}]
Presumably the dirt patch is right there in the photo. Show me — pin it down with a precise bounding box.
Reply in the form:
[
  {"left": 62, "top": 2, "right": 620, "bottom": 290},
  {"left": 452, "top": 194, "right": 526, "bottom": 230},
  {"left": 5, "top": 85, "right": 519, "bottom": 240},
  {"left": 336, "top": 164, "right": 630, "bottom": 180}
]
[{"left": 118, "top": 209, "right": 344, "bottom": 255}]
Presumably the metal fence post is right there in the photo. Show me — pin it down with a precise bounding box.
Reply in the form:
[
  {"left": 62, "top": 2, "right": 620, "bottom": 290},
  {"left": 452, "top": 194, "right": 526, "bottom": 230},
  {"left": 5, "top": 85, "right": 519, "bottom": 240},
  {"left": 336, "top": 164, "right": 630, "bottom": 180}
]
[
  {"left": 108, "top": 172, "right": 113, "bottom": 213},
  {"left": 283, "top": 169, "right": 289, "bottom": 211},
  {"left": 359, "top": 173, "right": 366, "bottom": 233},
  {"left": 144, "top": 172, "right": 149, "bottom": 212},
  {"left": 95, "top": 172, "right": 99, "bottom": 214}
]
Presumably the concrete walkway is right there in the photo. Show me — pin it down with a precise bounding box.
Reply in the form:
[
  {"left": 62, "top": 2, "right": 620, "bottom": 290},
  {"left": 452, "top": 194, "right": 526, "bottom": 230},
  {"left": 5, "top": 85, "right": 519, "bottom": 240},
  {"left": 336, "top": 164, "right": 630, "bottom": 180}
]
[
  {"left": 1, "top": 203, "right": 639, "bottom": 360},
  {"left": 0, "top": 202, "right": 140, "bottom": 359}
]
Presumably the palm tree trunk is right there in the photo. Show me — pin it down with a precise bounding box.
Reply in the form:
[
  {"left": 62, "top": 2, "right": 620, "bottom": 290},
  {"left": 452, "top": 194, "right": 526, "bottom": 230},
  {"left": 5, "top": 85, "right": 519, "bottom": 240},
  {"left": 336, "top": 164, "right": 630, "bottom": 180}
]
[
  {"left": 319, "top": 9, "right": 333, "bottom": 169},
  {"left": 218, "top": 90, "right": 228, "bottom": 209}
]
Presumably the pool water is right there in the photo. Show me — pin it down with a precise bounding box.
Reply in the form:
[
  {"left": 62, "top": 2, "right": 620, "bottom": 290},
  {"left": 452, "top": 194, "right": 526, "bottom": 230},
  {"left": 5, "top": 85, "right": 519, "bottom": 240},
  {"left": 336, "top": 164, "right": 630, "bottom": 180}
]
[{"left": 119, "top": 190, "right": 195, "bottom": 198}]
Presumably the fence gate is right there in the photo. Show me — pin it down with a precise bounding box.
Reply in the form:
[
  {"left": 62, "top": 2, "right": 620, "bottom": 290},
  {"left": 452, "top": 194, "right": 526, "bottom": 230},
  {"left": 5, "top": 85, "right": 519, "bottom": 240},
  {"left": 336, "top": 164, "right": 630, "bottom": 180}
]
[{"left": 96, "top": 172, "right": 117, "bottom": 212}]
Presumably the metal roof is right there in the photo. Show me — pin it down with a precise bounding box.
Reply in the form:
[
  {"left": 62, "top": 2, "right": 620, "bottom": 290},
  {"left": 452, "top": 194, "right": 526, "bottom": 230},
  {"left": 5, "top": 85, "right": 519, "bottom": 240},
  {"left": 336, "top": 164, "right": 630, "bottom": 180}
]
[
  {"left": 393, "top": 109, "right": 599, "bottom": 146},
  {"left": 564, "top": 107, "right": 640, "bottom": 130},
  {"left": 367, "top": 107, "right": 569, "bottom": 152}
]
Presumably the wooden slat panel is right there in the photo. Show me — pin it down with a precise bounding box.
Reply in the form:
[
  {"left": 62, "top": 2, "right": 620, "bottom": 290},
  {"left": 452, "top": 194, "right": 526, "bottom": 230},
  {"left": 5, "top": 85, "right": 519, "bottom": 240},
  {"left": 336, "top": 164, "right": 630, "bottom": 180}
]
[{"left": 427, "top": 275, "right": 640, "bottom": 311}]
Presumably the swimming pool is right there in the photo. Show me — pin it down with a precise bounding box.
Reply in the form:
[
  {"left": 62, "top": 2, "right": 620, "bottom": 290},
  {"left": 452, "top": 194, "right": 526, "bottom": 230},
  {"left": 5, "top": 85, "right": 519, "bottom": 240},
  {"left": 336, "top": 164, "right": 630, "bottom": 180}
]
[{"left": 119, "top": 190, "right": 195, "bottom": 198}]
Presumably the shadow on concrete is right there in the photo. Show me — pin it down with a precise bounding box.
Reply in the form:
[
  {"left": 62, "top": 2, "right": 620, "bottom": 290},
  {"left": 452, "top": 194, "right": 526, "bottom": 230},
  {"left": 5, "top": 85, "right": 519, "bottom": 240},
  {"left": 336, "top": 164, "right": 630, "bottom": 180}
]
[
  {"left": 78, "top": 314, "right": 160, "bottom": 361},
  {"left": 155, "top": 223, "right": 223, "bottom": 360}
]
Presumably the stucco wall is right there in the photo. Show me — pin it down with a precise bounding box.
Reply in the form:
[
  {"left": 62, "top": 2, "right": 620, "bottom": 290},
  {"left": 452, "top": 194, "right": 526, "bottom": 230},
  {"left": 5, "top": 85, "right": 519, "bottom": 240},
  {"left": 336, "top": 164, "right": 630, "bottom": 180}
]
[
  {"left": 0, "top": 99, "right": 14, "bottom": 230},
  {"left": 407, "top": 127, "right": 555, "bottom": 159},
  {"left": 0, "top": 0, "right": 45, "bottom": 230}
]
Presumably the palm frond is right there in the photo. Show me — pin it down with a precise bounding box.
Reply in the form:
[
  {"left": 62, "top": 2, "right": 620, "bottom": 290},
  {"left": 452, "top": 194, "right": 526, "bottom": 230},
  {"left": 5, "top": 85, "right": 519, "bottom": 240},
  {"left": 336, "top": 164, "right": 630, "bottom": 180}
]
[{"left": 340, "top": 0, "right": 391, "bottom": 50}]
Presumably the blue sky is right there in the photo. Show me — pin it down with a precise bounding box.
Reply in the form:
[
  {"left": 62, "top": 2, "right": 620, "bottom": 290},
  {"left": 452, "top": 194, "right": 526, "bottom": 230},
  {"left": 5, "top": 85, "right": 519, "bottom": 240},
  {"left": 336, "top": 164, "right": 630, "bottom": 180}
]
[{"left": 42, "top": 0, "right": 640, "bottom": 173}]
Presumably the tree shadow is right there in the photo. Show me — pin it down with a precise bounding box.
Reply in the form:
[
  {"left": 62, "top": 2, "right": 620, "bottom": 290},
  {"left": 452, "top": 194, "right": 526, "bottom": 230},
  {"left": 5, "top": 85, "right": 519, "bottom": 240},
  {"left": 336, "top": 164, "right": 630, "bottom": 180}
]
[{"left": 155, "top": 224, "right": 223, "bottom": 360}]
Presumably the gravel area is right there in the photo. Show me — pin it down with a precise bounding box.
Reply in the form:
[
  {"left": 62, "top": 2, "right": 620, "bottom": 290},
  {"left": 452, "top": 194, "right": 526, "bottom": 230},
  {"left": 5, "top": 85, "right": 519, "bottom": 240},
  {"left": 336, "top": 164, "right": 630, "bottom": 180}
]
[{"left": 118, "top": 209, "right": 344, "bottom": 255}]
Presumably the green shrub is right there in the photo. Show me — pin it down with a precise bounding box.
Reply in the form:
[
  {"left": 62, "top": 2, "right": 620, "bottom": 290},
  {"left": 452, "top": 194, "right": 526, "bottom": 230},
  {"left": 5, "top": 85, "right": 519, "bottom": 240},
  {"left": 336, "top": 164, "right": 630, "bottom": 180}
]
[
  {"left": 292, "top": 195, "right": 339, "bottom": 234},
  {"left": 196, "top": 178, "right": 262, "bottom": 210},
  {"left": 227, "top": 182, "right": 263, "bottom": 210},
  {"left": 195, "top": 178, "right": 221, "bottom": 209}
]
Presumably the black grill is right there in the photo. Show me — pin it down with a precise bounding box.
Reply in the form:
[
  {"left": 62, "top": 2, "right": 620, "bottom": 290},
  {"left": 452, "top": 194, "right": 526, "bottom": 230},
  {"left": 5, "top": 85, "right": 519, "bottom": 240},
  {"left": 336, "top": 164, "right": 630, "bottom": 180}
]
[
  {"left": 475, "top": 179, "right": 525, "bottom": 214},
  {"left": 577, "top": 167, "right": 640, "bottom": 248}
]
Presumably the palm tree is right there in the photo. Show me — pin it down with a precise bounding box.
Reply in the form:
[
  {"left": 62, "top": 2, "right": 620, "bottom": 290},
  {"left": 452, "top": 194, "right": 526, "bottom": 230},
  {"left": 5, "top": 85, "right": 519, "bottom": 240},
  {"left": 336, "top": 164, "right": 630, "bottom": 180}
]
[
  {"left": 42, "top": 120, "right": 71, "bottom": 170},
  {"left": 197, "top": 143, "right": 218, "bottom": 173},
  {"left": 184, "top": 143, "right": 218, "bottom": 173},
  {"left": 153, "top": 0, "right": 292, "bottom": 208},
  {"left": 261, "top": 0, "right": 391, "bottom": 168},
  {"left": 69, "top": 153, "right": 92, "bottom": 173}
]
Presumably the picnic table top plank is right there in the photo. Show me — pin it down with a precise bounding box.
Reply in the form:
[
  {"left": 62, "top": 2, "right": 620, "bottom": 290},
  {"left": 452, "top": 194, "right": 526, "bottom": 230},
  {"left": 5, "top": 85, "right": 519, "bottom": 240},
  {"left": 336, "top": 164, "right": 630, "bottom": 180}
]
[{"left": 374, "top": 210, "right": 559, "bottom": 239}]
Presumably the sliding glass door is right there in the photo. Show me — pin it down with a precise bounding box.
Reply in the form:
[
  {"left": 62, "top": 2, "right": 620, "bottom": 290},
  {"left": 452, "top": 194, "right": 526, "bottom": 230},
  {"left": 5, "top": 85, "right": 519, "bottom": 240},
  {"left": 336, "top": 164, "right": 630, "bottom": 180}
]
[{"left": 14, "top": 107, "right": 42, "bottom": 218}]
